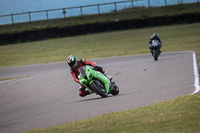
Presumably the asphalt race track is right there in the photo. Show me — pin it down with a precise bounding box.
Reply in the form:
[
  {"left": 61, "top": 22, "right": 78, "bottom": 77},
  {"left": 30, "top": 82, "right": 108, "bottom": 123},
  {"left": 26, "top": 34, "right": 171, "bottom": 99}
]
[{"left": 0, "top": 52, "right": 196, "bottom": 133}]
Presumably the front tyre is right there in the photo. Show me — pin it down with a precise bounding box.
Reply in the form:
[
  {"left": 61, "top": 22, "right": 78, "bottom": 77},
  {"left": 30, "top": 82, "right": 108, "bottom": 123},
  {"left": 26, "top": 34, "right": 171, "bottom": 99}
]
[
  {"left": 153, "top": 49, "right": 158, "bottom": 61},
  {"left": 154, "top": 55, "right": 158, "bottom": 61},
  {"left": 90, "top": 80, "right": 108, "bottom": 98}
]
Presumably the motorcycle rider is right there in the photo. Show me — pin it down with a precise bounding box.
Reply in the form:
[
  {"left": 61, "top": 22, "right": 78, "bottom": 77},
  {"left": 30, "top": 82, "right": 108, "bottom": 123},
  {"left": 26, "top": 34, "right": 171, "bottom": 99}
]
[
  {"left": 148, "top": 33, "right": 162, "bottom": 54},
  {"left": 67, "top": 55, "right": 112, "bottom": 97}
]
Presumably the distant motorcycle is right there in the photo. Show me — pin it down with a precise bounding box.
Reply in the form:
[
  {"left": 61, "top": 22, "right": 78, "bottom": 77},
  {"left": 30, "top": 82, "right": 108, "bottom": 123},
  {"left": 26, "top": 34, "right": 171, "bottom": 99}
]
[
  {"left": 151, "top": 40, "right": 161, "bottom": 61},
  {"left": 78, "top": 65, "right": 119, "bottom": 98}
]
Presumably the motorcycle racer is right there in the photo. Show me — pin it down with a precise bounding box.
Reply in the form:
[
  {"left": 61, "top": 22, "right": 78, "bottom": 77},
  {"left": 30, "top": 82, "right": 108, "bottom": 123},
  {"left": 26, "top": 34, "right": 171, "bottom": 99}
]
[
  {"left": 67, "top": 55, "right": 112, "bottom": 97},
  {"left": 148, "top": 33, "right": 162, "bottom": 54}
]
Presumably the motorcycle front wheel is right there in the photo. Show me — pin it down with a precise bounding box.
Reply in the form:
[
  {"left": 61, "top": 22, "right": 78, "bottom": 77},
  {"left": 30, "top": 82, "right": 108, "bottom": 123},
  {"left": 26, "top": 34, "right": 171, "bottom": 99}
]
[
  {"left": 153, "top": 49, "right": 158, "bottom": 61},
  {"left": 90, "top": 80, "right": 108, "bottom": 98}
]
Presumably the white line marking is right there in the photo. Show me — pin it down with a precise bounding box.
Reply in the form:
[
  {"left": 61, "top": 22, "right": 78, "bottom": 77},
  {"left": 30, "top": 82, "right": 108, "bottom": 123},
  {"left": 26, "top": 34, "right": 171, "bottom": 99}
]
[
  {"left": 0, "top": 79, "right": 16, "bottom": 84},
  {"left": 0, "top": 76, "right": 35, "bottom": 84},
  {"left": 192, "top": 52, "right": 200, "bottom": 94}
]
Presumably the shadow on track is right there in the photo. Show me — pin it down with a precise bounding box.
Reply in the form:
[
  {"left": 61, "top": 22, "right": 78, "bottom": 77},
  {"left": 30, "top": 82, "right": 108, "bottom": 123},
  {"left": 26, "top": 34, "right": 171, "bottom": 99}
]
[{"left": 68, "top": 94, "right": 123, "bottom": 104}]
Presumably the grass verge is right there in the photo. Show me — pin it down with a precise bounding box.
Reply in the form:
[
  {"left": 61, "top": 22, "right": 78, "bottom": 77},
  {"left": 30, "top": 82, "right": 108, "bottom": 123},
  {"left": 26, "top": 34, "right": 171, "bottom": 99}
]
[
  {"left": 23, "top": 93, "right": 200, "bottom": 133},
  {"left": 0, "top": 22, "right": 200, "bottom": 67}
]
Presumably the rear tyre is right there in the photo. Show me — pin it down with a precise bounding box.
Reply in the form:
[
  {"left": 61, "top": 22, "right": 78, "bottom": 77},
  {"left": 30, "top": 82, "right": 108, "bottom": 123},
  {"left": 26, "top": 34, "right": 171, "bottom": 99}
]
[
  {"left": 111, "top": 84, "right": 119, "bottom": 95},
  {"left": 90, "top": 80, "right": 108, "bottom": 98}
]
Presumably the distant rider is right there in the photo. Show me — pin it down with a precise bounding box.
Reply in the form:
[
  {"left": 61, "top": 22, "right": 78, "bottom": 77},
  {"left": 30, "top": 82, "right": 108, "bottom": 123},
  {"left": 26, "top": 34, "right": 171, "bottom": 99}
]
[
  {"left": 67, "top": 55, "right": 112, "bottom": 97},
  {"left": 148, "top": 33, "right": 162, "bottom": 54}
]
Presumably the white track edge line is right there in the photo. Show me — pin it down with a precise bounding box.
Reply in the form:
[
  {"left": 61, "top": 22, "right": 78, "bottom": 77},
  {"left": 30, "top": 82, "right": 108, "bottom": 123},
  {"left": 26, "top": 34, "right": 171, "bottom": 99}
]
[{"left": 192, "top": 51, "right": 200, "bottom": 95}]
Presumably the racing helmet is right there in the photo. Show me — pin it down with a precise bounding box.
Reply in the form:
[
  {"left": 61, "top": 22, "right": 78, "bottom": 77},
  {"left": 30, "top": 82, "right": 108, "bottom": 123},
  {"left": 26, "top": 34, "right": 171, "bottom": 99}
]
[
  {"left": 67, "top": 55, "right": 78, "bottom": 68},
  {"left": 153, "top": 33, "right": 159, "bottom": 37}
]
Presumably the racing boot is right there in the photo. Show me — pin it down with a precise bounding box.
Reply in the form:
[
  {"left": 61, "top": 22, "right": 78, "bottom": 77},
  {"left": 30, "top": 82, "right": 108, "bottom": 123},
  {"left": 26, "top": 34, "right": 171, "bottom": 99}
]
[
  {"left": 158, "top": 47, "right": 161, "bottom": 55},
  {"left": 88, "top": 90, "right": 93, "bottom": 95},
  {"left": 104, "top": 71, "right": 112, "bottom": 81}
]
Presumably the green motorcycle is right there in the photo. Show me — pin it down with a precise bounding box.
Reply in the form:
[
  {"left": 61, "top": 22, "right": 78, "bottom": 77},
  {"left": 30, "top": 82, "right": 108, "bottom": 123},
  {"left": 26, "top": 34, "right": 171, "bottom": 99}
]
[{"left": 78, "top": 65, "right": 119, "bottom": 98}]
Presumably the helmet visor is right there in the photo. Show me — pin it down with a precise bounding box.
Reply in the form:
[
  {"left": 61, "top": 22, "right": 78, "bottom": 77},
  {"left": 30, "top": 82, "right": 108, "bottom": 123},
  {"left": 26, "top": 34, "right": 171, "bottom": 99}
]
[{"left": 68, "top": 61, "right": 77, "bottom": 68}]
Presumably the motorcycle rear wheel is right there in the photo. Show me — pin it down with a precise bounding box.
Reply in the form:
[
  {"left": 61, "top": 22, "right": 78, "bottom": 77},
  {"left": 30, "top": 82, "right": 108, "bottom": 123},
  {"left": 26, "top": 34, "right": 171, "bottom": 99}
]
[{"left": 110, "top": 84, "right": 119, "bottom": 95}]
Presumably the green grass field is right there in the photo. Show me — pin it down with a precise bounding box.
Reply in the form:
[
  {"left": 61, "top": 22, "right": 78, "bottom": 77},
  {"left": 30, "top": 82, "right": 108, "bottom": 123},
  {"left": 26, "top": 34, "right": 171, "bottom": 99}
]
[{"left": 0, "top": 22, "right": 200, "bottom": 68}]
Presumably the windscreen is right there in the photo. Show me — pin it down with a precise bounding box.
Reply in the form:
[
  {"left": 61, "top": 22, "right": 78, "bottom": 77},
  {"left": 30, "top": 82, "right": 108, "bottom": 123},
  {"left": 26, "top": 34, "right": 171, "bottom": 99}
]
[{"left": 78, "top": 66, "right": 87, "bottom": 78}]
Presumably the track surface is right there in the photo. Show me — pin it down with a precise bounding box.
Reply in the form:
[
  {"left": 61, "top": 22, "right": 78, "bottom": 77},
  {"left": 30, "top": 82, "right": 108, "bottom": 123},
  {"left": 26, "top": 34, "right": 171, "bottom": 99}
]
[{"left": 0, "top": 52, "right": 195, "bottom": 133}]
